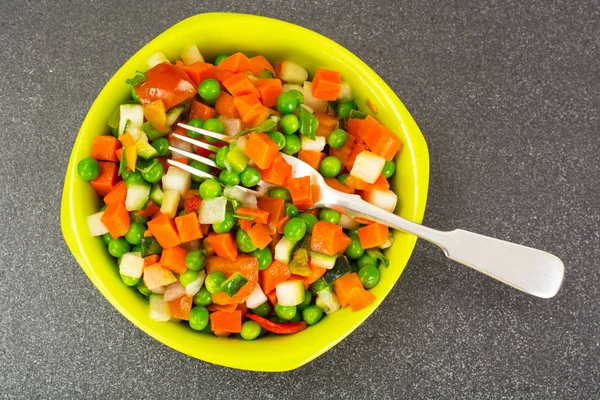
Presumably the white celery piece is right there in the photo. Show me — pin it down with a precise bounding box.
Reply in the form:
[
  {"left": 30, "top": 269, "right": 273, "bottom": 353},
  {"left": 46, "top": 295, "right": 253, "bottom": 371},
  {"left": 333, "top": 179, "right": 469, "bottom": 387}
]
[
  {"left": 302, "top": 81, "right": 328, "bottom": 113},
  {"left": 147, "top": 51, "right": 170, "bottom": 68},
  {"left": 246, "top": 285, "right": 268, "bottom": 309},
  {"left": 276, "top": 280, "right": 305, "bottom": 306},
  {"left": 337, "top": 81, "right": 353, "bottom": 102},
  {"left": 181, "top": 44, "right": 204, "bottom": 64},
  {"left": 199, "top": 196, "right": 227, "bottom": 224},
  {"left": 87, "top": 211, "right": 109, "bottom": 236},
  {"left": 119, "top": 252, "right": 145, "bottom": 279},
  {"left": 301, "top": 135, "right": 326, "bottom": 152},
  {"left": 162, "top": 167, "right": 191, "bottom": 195},
  {"left": 119, "top": 104, "right": 144, "bottom": 134},
  {"left": 149, "top": 295, "right": 170, "bottom": 321},
  {"left": 280, "top": 61, "right": 308, "bottom": 84},
  {"left": 350, "top": 150, "right": 386, "bottom": 184},
  {"left": 365, "top": 189, "right": 398, "bottom": 213},
  {"left": 185, "top": 270, "right": 207, "bottom": 297},
  {"left": 160, "top": 190, "right": 181, "bottom": 218},
  {"left": 125, "top": 183, "right": 150, "bottom": 211}
]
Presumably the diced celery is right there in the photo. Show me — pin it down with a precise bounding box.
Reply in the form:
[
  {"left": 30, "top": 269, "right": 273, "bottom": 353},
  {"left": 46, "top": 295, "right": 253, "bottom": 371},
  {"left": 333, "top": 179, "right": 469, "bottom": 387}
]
[
  {"left": 147, "top": 51, "right": 170, "bottom": 68},
  {"left": 119, "top": 252, "right": 145, "bottom": 279},
  {"left": 160, "top": 190, "right": 180, "bottom": 218},
  {"left": 125, "top": 183, "right": 151, "bottom": 211},
  {"left": 87, "top": 211, "right": 109, "bottom": 236},
  {"left": 162, "top": 167, "right": 191, "bottom": 195},
  {"left": 225, "top": 146, "right": 250, "bottom": 173},
  {"left": 199, "top": 196, "right": 227, "bottom": 224},
  {"left": 149, "top": 295, "right": 170, "bottom": 321},
  {"left": 181, "top": 44, "right": 204, "bottom": 65},
  {"left": 276, "top": 280, "right": 305, "bottom": 306}
]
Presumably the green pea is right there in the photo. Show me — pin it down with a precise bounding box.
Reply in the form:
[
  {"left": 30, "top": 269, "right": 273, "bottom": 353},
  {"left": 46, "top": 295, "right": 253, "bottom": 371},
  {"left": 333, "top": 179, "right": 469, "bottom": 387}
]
[
  {"left": 310, "top": 278, "right": 329, "bottom": 293},
  {"left": 131, "top": 244, "right": 142, "bottom": 253},
  {"left": 193, "top": 287, "right": 212, "bottom": 306},
  {"left": 299, "top": 213, "right": 318, "bottom": 233},
  {"left": 199, "top": 179, "right": 222, "bottom": 199},
  {"left": 219, "top": 170, "right": 240, "bottom": 186},
  {"left": 180, "top": 269, "right": 199, "bottom": 287},
  {"left": 327, "top": 129, "right": 348, "bottom": 149},
  {"left": 205, "top": 271, "right": 227, "bottom": 294},
  {"left": 137, "top": 283, "right": 152, "bottom": 296},
  {"left": 215, "top": 146, "right": 229, "bottom": 169},
  {"left": 178, "top": 210, "right": 186, "bottom": 217},
  {"left": 131, "top": 88, "right": 140, "bottom": 103},
  {"left": 345, "top": 237, "right": 365, "bottom": 260},
  {"left": 189, "top": 160, "right": 211, "bottom": 183},
  {"left": 151, "top": 138, "right": 170, "bottom": 156},
  {"left": 203, "top": 118, "right": 224, "bottom": 135},
  {"left": 129, "top": 211, "right": 149, "bottom": 225},
  {"left": 276, "top": 92, "right": 298, "bottom": 114},
  {"left": 77, "top": 157, "right": 100, "bottom": 181},
  {"left": 337, "top": 174, "right": 349, "bottom": 185},
  {"left": 267, "top": 131, "right": 286, "bottom": 150},
  {"left": 141, "top": 162, "right": 165, "bottom": 184},
  {"left": 189, "top": 306, "right": 210, "bottom": 331},
  {"left": 337, "top": 100, "right": 357, "bottom": 119},
  {"left": 319, "top": 208, "right": 340, "bottom": 224},
  {"left": 251, "top": 247, "right": 273, "bottom": 270},
  {"left": 269, "top": 187, "right": 291, "bottom": 202},
  {"left": 280, "top": 114, "right": 300, "bottom": 134},
  {"left": 288, "top": 89, "right": 304, "bottom": 105},
  {"left": 102, "top": 233, "right": 112, "bottom": 246},
  {"left": 357, "top": 253, "right": 377, "bottom": 269},
  {"left": 125, "top": 171, "right": 145, "bottom": 187},
  {"left": 186, "top": 118, "right": 205, "bottom": 139},
  {"left": 121, "top": 169, "right": 133, "bottom": 181},
  {"left": 120, "top": 274, "right": 140, "bottom": 287},
  {"left": 290, "top": 312, "right": 303, "bottom": 323},
  {"left": 284, "top": 218, "right": 307, "bottom": 242},
  {"left": 284, "top": 203, "right": 299, "bottom": 218},
  {"left": 358, "top": 265, "right": 380, "bottom": 289},
  {"left": 297, "top": 290, "right": 313, "bottom": 311},
  {"left": 251, "top": 301, "right": 271, "bottom": 317},
  {"left": 236, "top": 229, "right": 257, "bottom": 253},
  {"left": 302, "top": 305, "right": 324, "bottom": 325},
  {"left": 213, "top": 211, "right": 235, "bottom": 233},
  {"left": 382, "top": 160, "right": 396, "bottom": 178},
  {"left": 240, "top": 166, "right": 261, "bottom": 187},
  {"left": 282, "top": 134, "right": 301, "bottom": 155},
  {"left": 214, "top": 54, "right": 229, "bottom": 66},
  {"left": 320, "top": 156, "right": 342, "bottom": 178},
  {"left": 185, "top": 249, "right": 206, "bottom": 271},
  {"left": 274, "top": 303, "right": 297, "bottom": 320},
  {"left": 240, "top": 321, "right": 261, "bottom": 340},
  {"left": 108, "top": 237, "right": 130, "bottom": 258},
  {"left": 198, "top": 78, "right": 220, "bottom": 101},
  {"left": 124, "top": 222, "right": 145, "bottom": 245}
]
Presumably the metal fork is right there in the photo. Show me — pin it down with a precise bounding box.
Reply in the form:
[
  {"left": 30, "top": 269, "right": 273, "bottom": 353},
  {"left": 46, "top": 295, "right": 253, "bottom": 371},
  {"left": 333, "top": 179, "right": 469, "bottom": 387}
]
[{"left": 168, "top": 123, "right": 564, "bottom": 299}]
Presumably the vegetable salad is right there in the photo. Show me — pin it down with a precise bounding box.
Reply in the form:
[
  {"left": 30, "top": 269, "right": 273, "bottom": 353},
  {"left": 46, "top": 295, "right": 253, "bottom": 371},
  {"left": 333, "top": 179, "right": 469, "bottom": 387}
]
[{"left": 78, "top": 46, "right": 402, "bottom": 339}]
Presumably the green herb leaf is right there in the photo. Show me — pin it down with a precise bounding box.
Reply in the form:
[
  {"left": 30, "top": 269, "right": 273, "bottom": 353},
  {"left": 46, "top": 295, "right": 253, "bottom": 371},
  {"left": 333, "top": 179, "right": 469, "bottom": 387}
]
[
  {"left": 366, "top": 248, "right": 389, "bottom": 268},
  {"left": 234, "top": 119, "right": 277, "bottom": 138},
  {"left": 257, "top": 69, "right": 274, "bottom": 79},
  {"left": 298, "top": 106, "right": 318, "bottom": 140},
  {"left": 142, "top": 121, "right": 167, "bottom": 140},
  {"left": 348, "top": 109, "right": 368, "bottom": 120},
  {"left": 125, "top": 71, "right": 147, "bottom": 87},
  {"left": 232, "top": 214, "right": 255, "bottom": 221}
]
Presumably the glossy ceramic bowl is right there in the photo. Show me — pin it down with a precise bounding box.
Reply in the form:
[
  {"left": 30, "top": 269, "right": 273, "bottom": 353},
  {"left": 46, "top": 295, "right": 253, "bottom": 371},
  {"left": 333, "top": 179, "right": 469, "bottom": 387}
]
[{"left": 61, "top": 12, "right": 429, "bottom": 372}]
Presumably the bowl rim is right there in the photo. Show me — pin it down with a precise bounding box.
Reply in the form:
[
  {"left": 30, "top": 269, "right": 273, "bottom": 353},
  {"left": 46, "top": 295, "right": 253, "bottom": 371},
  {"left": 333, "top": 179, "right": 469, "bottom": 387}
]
[{"left": 61, "top": 12, "right": 430, "bottom": 372}]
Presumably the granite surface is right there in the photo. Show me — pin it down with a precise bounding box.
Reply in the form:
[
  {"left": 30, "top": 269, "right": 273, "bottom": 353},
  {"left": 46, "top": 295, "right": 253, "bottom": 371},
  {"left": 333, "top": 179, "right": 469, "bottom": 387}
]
[{"left": 1, "top": 0, "right": 598, "bottom": 398}]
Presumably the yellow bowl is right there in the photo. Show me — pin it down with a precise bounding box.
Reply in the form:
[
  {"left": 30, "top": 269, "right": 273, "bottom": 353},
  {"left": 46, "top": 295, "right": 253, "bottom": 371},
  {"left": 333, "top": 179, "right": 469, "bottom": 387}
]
[{"left": 61, "top": 12, "right": 429, "bottom": 372}]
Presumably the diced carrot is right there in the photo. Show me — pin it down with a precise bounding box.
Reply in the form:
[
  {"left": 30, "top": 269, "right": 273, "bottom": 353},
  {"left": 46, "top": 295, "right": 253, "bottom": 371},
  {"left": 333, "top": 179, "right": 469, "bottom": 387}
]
[
  {"left": 276, "top": 216, "right": 290, "bottom": 234},
  {"left": 170, "top": 157, "right": 189, "bottom": 166},
  {"left": 174, "top": 212, "right": 203, "bottom": 242},
  {"left": 354, "top": 217, "right": 374, "bottom": 225},
  {"left": 249, "top": 55, "right": 276, "bottom": 76},
  {"left": 269, "top": 232, "right": 281, "bottom": 253},
  {"left": 248, "top": 106, "right": 273, "bottom": 127},
  {"left": 210, "top": 309, "right": 243, "bottom": 333},
  {"left": 333, "top": 272, "right": 363, "bottom": 307},
  {"left": 201, "top": 224, "right": 211, "bottom": 236},
  {"left": 257, "top": 196, "right": 285, "bottom": 235},
  {"left": 288, "top": 176, "right": 313, "bottom": 209},
  {"left": 274, "top": 62, "right": 282, "bottom": 78},
  {"left": 207, "top": 303, "right": 237, "bottom": 313},
  {"left": 103, "top": 180, "right": 127, "bottom": 206},
  {"left": 214, "top": 92, "right": 238, "bottom": 118},
  {"left": 218, "top": 52, "right": 250, "bottom": 73},
  {"left": 143, "top": 229, "right": 153, "bottom": 237},
  {"left": 238, "top": 218, "right": 252, "bottom": 232},
  {"left": 115, "top": 147, "right": 123, "bottom": 162},
  {"left": 168, "top": 295, "right": 193, "bottom": 320},
  {"left": 310, "top": 220, "right": 343, "bottom": 256},
  {"left": 137, "top": 200, "right": 160, "bottom": 217},
  {"left": 254, "top": 79, "right": 283, "bottom": 108},
  {"left": 259, "top": 153, "right": 292, "bottom": 186},
  {"left": 346, "top": 118, "right": 365, "bottom": 143},
  {"left": 305, "top": 209, "right": 320, "bottom": 217},
  {"left": 247, "top": 223, "right": 272, "bottom": 250},
  {"left": 213, "top": 331, "right": 231, "bottom": 337},
  {"left": 266, "top": 289, "right": 278, "bottom": 305},
  {"left": 259, "top": 260, "right": 292, "bottom": 294},
  {"left": 189, "top": 100, "right": 216, "bottom": 122},
  {"left": 324, "top": 178, "right": 354, "bottom": 194},
  {"left": 314, "top": 112, "right": 338, "bottom": 138},
  {"left": 311, "top": 69, "right": 342, "bottom": 100},
  {"left": 206, "top": 233, "right": 237, "bottom": 261},
  {"left": 357, "top": 223, "right": 389, "bottom": 249},
  {"left": 336, "top": 231, "right": 352, "bottom": 254},
  {"left": 329, "top": 134, "right": 355, "bottom": 170},
  {"left": 363, "top": 122, "right": 402, "bottom": 161},
  {"left": 346, "top": 287, "right": 376, "bottom": 311},
  {"left": 182, "top": 61, "right": 215, "bottom": 86},
  {"left": 237, "top": 302, "right": 248, "bottom": 315},
  {"left": 223, "top": 72, "right": 260, "bottom": 97},
  {"left": 147, "top": 213, "right": 182, "bottom": 248},
  {"left": 101, "top": 202, "right": 130, "bottom": 238},
  {"left": 212, "top": 67, "right": 235, "bottom": 84},
  {"left": 143, "top": 99, "right": 167, "bottom": 132},
  {"left": 244, "top": 132, "right": 279, "bottom": 169},
  {"left": 90, "top": 161, "right": 119, "bottom": 196},
  {"left": 345, "top": 142, "right": 367, "bottom": 172},
  {"left": 160, "top": 245, "right": 188, "bottom": 274},
  {"left": 303, "top": 262, "right": 327, "bottom": 287},
  {"left": 345, "top": 174, "right": 390, "bottom": 191},
  {"left": 206, "top": 255, "right": 258, "bottom": 305},
  {"left": 298, "top": 150, "right": 325, "bottom": 171},
  {"left": 236, "top": 207, "right": 269, "bottom": 225},
  {"left": 144, "top": 254, "right": 160, "bottom": 267},
  {"left": 233, "top": 94, "right": 262, "bottom": 123},
  {"left": 143, "top": 264, "right": 176, "bottom": 290},
  {"left": 356, "top": 115, "right": 380, "bottom": 142},
  {"left": 91, "top": 136, "right": 121, "bottom": 162}
]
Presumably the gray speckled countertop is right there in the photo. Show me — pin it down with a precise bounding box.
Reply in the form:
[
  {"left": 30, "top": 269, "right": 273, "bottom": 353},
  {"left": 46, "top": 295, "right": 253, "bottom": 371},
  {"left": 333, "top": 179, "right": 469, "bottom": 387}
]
[{"left": 1, "top": 0, "right": 598, "bottom": 398}]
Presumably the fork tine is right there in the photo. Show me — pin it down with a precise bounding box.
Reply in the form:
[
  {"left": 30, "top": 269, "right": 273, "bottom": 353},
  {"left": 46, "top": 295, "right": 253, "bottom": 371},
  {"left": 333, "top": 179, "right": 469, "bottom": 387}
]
[
  {"left": 171, "top": 133, "right": 221, "bottom": 153},
  {"left": 177, "top": 123, "right": 235, "bottom": 143},
  {"left": 168, "top": 146, "right": 220, "bottom": 169}
]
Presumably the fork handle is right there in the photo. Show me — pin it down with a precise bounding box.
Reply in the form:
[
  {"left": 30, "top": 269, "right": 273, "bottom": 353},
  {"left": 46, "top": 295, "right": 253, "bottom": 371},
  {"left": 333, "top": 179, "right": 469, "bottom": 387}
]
[{"left": 326, "top": 191, "right": 564, "bottom": 299}]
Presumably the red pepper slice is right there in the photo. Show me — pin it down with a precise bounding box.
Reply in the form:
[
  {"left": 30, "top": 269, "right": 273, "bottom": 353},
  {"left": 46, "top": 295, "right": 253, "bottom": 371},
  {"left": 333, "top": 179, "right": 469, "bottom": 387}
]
[
  {"left": 134, "top": 63, "right": 196, "bottom": 110},
  {"left": 246, "top": 313, "right": 308, "bottom": 335}
]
